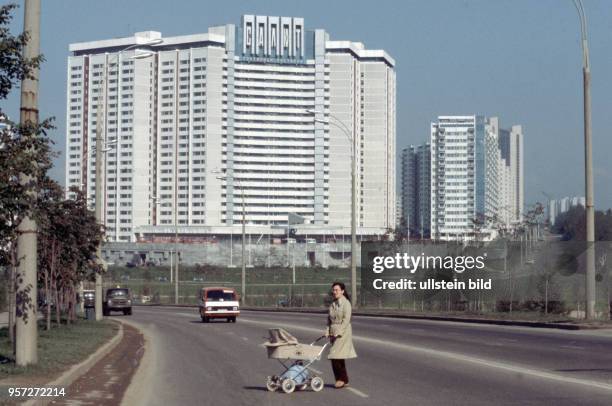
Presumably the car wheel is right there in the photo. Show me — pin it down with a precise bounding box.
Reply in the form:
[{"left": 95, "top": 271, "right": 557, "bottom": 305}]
[
  {"left": 127, "top": 308, "right": 132, "bottom": 316},
  {"left": 231, "top": 317, "right": 237, "bottom": 323},
  {"left": 226, "top": 318, "right": 231, "bottom": 323}
]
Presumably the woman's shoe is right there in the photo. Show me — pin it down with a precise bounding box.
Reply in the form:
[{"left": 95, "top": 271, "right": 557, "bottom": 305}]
[{"left": 335, "top": 380, "right": 346, "bottom": 388}]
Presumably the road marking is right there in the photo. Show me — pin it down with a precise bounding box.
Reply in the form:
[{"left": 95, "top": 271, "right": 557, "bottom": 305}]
[
  {"left": 238, "top": 317, "right": 612, "bottom": 393},
  {"left": 560, "top": 345, "right": 585, "bottom": 350},
  {"left": 241, "top": 336, "right": 249, "bottom": 341},
  {"left": 347, "top": 387, "right": 369, "bottom": 398}
]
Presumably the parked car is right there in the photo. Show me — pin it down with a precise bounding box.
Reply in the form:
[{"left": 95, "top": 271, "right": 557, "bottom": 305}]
[
  {"left": 83, "top": 290, "right": 96, "bottom": 308},
  {"left": 140, "top": 295, "right": 151, "bottom": 304},
  {"left": 103, "top": 288, "right": 133, "bottom": 316},
  {"left": 198, "top": 287, "right": 239, "bottom": 323},
  {"left": 192, "top": 276, "right": 204, "bottom": 282}
]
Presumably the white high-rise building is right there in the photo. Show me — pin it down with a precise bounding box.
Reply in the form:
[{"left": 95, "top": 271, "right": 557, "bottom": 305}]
[
  {"left": 65, "top": 16, "right": 396, "bottom": 242},
  {"left": 494, "top": 120, "right": 524, "bottom": 224},
  {"left": 430, "top": 115, "right": 517, "bottom": 241}
]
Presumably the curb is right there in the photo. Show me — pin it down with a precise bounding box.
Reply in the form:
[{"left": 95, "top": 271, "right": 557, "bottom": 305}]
[
  {"left": 136, "top": 304, "right": 612, "bottom": 330},
  {"left": 116, "top": 318, "right": 153, "bottom": 406},
  {"left": 23, "top": 321, "right": 124, "bottom": 406}
]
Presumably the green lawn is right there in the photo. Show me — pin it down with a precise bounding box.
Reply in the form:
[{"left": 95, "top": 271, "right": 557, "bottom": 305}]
[{"left": 0, "top": 319, "right": 117, "bottom": 383}]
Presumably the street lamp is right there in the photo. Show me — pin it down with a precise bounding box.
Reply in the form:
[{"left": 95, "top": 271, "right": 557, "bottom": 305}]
[
  {"left": 306, "top": 109, "right": 358, "bottom": 308},
  {"left": 93, "top": 38, "right": 162, "bottom": 320},
  {"left": 573, "top": 0, "right": 596, "bottom": 319},
  {"left": 151, "top": 196, "right": 176, "bottom": 290},
  {"left": 213, "top": 169, "right": 247, "bottom": 304}
]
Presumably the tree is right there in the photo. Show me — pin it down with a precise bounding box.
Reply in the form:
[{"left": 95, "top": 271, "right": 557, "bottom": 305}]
[
  {"left": 37, "top": 182, "right": 103, "bottom": 328},
  {"left": 552, "top": 205, "right": 612, "bottom": 242}
]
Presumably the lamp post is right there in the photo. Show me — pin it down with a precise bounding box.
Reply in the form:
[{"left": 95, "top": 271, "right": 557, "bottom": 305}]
[
  {"left": 151, "top": 196, "right": 175, "bottom": 286},
  {"left": 307, "top": 109, "right": 358, "bottom": 308},
  {"left": 573, "top": 0, "right": 596, "bottom": 319},
  {"left": 214, "top": 170, "right": 246, "bottom": 303},
  {"left": 93, "top": 39, "right": 161, "bottom": 320}
]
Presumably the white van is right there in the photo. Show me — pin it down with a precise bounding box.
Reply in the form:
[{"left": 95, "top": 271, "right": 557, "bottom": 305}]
[{"left": 198, "top": 287, "right": 240, "bottom": 323}]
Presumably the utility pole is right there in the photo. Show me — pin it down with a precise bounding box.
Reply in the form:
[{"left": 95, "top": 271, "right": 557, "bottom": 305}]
[
  {"left": 93, "top": 56, "right": 105, "bottom": 321},
  {"left": 350, "top": 118, "right": 358, "bottom": 309},
  {"left": 241, "top": 184, "right": 246, "bottom": 304},
  {"left": 16, "top": 0, "right": 40, "bottom": 366},
  {"left": 574, "top": 0, "right": 596, "bottom": 319}
]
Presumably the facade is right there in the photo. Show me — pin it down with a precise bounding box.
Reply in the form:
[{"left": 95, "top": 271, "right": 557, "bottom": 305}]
[
  {"left": 495, "top": 120, "right": 524, "bottom": 224},
  {"left": 65, "top": 16, "right": 396, "bottom": 242},
  {"left": 429, "top": 115, "right": 523, "bottom": 241},
  {"left": 400, "top": 143, "right": 431, "bottom": 238}
]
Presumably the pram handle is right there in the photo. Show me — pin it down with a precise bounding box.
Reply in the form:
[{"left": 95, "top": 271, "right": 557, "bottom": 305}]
[{"left": 310, "top": 335, "right": 327, "bottom": 345}]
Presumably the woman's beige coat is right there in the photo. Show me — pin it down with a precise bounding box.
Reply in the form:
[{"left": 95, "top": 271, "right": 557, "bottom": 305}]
[{"left": 326, "top": 295, "right": 357, "bottom": 359}]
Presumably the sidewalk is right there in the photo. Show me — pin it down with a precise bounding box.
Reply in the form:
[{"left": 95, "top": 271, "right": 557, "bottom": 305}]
[{"left": 48, "top": 320, "right": 145, "bottom": 406}]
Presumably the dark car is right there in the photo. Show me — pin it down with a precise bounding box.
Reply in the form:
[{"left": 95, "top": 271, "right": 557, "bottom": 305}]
[
  {"left": 83, "top": 290, "right": 95, "bottom": 308},
  {"left": 103, "top": 288, "right": 133, "bottom": 316}
]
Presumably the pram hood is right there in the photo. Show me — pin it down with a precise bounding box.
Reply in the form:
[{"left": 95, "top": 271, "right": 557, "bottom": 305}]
[{"left": 263, "top": 328, "right": 299, "bottom": 347}]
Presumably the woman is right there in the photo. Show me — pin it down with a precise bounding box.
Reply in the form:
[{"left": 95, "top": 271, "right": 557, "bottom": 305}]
[{"left": 325, "top": 281, "right": 357, "bottom": 388}]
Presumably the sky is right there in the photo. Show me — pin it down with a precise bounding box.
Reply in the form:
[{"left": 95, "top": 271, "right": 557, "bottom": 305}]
[{"left": 5, "top": 0, "right": 612, "bottom": 209}]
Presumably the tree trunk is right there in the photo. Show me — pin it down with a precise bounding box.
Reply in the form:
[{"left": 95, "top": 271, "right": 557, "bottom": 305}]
[
  {"left": 8, "top": 244, "right": 17, "bottom": 348},
  {"left": 54, "top": 278, "right": 61, "bottom": 326},
  {"left": 544, "top": 278, "right": 549, "bottom": 315}
]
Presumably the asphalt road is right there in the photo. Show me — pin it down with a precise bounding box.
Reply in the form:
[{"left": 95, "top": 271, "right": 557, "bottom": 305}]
[{"left": 121, "top": 307, "right": 612, "bottom": 406}]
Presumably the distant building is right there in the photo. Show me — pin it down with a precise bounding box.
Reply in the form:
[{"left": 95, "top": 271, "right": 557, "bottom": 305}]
[
  {"left": 548, "top": 196, "right": 585, "bottom": 226},
  {"left": 65, "top": 15, "right": 396, "bottom": 242},
  {"left": 401, "top": 143, "right": 431, "bottom": 238},
  {"left": 428, "top": 115, "right": 524, "bottom": 241}
]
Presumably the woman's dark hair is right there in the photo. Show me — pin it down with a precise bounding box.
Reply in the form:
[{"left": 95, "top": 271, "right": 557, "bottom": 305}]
[{"left": 331, "top": 281, "right": 351, "bottom": 303}]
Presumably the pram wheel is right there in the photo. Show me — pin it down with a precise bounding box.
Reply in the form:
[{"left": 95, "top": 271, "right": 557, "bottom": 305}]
[
  {"left": 281, "top": 378, "right": 296, "bottom": 394},
  {"left": 265, "top": 377, "right": 277, "bottom": 392},
  {"left": 311, "top": 376, "right": 324, "bottom": 392}
]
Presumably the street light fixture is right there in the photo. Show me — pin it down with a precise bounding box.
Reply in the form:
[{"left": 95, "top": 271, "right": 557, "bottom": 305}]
[
  {"left": 93, "top": 38, "right": 162, "bottom": 320},
  {"left": 572, "top": 0, "right": 596, "bottom": 320},
  {"left": 306, "top": 109, "right": 358, "bottom": 308},
  {"left": 213, "top": 169, "right": 247, "bottom": 304}
]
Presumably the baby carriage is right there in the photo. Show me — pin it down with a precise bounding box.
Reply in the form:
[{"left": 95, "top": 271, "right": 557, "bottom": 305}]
[{"left": 263, "top": 328, "right": 328, "bottom": 393}]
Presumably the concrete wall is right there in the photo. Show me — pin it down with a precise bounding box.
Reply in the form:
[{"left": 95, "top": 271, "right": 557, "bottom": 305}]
[{"left": 103, "top": 240, "right": 359, "bottom": 268}]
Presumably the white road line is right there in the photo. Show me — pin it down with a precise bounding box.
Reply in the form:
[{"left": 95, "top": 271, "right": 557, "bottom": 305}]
[
  {"left": 560, "top": 345, "right": 585, "bottom": 350},
  {"left": 346, "top": 387, "right": 369, "bottom": 398},
  {"left": 238, "top": 318, "right": 612, "bottom": 393}
]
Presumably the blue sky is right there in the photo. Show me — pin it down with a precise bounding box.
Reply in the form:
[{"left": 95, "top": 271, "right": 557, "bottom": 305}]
[{"left": 5, "top": 0, "right": 612, "bottom": 209}]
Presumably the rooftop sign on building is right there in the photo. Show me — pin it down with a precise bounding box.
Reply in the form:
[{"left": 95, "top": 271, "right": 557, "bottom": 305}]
[{"left": 241, "top": 15, "right": 305, "bottom": 60}]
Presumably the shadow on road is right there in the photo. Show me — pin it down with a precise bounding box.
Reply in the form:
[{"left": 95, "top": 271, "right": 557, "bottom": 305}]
[{"left": 243, "top": 386, "right": 269, "bottom": 392}]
